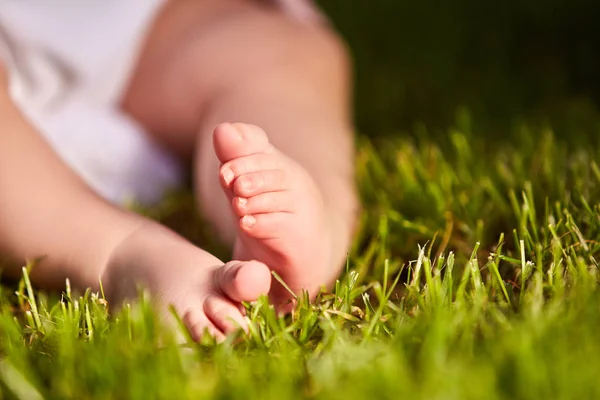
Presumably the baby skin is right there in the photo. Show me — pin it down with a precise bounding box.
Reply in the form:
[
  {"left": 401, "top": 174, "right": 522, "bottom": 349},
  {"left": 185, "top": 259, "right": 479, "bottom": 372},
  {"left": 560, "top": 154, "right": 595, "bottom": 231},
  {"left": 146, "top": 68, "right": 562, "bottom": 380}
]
[
  {"left": 104, "top": 122, "right": 344, "bottom": 340},
  {"left": 0, "top": 0, "right": 357, "bottom": 341},
  {"left": 216, "top": 123, "right": 337, "bottom": 307}
]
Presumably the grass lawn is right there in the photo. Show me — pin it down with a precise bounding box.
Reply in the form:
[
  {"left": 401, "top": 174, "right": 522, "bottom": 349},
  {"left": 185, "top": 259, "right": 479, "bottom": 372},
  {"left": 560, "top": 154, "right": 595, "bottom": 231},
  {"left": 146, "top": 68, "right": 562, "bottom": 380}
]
[
  {"left": 3, "top": 3, "right": 600, "bottom": 397},
  {"left": 2, "top": 110, "right": 600, "bottom": 399}
]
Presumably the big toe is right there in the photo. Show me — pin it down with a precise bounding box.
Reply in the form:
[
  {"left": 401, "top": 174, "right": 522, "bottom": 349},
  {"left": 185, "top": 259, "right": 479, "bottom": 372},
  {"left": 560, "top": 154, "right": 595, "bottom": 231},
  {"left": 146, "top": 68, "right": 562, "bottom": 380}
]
[
  {"left": 213, "top": 123, "right": 272, "bottom": 163},
  {"left": 213, "top": 260, "right": 272, "bottom": 303}
]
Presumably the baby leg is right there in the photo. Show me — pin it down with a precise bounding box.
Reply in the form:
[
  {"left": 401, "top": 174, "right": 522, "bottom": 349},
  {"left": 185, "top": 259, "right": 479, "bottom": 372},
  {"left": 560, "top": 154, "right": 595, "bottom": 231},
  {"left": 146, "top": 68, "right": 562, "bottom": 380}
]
[
  {"left": 122, "top": 0, "right": 358, "bottom": 308},
  {"left": 0, "top": 64, "right": 270, "bottom": 341}
]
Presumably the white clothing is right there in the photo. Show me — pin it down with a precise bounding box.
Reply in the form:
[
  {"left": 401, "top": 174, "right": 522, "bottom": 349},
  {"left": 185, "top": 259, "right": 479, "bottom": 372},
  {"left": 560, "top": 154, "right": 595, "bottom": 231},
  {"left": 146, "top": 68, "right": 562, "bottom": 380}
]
[{"left": 0, "top": 0, "right": 183, "bottom": 204}]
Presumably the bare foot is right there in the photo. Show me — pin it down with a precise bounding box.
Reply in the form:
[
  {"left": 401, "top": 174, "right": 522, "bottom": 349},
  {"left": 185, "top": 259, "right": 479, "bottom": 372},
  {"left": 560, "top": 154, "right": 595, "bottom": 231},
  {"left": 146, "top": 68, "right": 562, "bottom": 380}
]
[
  {"left": 104, "top": 223, "right": 271, "bottom": 341},
  {"left": 214, "top": 123, "right": 338, "bottom": 309}
]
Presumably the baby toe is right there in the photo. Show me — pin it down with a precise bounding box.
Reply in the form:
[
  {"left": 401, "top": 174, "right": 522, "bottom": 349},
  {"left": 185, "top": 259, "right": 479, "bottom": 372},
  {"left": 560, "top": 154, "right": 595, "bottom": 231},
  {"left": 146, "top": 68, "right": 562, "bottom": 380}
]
[
  {"left": 182, "top": 309, "right": 225, "bottom": 343},
  {"left": 220, "top": 153, "right": 280, "bottom": 189},
  {"left": 203, "top": 295, "right": 248, "bottom": 335},
  {"left": 233, "top": 169, "right": 288, "bottom": 197},
  {"left": 239, "top": 212, "right": 292, "bottom": 240},
  {"left": 213, "top": 260, "right": 271, "bottom": 303},
  {"left": 233, "top": 191, "right": 294, "bottom": 216},
  {"left": 213, "top": 123, "right": 272, "bottom": 163}
]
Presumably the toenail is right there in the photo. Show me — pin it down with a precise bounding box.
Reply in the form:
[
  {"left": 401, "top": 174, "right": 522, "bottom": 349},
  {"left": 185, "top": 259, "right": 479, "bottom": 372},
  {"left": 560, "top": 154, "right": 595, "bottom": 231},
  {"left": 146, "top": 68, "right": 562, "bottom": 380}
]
[
  {"left": 237, "top": 197, "right": 248, "bottom": 207},
  {"left": 222, "top": 169, "right": 234, "bottom": 185},
  {"left": 231, "top": 124, "right": 245, "bottom": 140},
  {"left": 242, "top": 215, "right": 256, "bottom": 229}
]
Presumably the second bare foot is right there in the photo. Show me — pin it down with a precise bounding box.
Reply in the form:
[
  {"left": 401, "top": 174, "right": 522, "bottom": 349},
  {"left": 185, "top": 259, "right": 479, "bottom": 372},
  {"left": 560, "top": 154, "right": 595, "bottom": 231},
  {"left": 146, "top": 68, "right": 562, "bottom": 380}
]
[
  {"left": 104, "top": 224, "right": 272, "bottom": 341},
  {"left": 214, "top": 123, "right": 339, "bottom": 310}
]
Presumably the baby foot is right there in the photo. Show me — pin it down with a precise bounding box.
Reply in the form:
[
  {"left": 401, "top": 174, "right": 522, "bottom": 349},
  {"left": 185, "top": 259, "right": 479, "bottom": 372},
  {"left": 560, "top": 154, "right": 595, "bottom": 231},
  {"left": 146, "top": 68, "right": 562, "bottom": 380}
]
[
  {"left": 180, "top": 259, "right": 271, "bottom": 341},
  {"left": 104, "top": 225, "right": 271, "bottom": 341},
  {"left": 214, "top": 123, "right": 336, "bottom": 309}
]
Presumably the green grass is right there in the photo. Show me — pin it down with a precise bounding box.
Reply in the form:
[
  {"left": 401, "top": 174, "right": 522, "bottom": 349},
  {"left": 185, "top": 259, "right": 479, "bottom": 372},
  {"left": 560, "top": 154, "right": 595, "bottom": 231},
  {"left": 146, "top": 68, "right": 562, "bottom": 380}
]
[
  {"left": 1, "top": 111, "right": 600, "bottom": 399},
  {"left": 320, "top": 0, "right": 600, "bottom": 137}
]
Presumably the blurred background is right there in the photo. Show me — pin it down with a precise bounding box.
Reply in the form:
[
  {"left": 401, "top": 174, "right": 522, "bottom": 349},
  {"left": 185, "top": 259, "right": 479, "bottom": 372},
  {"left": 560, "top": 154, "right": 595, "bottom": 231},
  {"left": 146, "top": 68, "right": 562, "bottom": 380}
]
[{"left": 318, "top": 0, "right": 600, "bottom": 142}]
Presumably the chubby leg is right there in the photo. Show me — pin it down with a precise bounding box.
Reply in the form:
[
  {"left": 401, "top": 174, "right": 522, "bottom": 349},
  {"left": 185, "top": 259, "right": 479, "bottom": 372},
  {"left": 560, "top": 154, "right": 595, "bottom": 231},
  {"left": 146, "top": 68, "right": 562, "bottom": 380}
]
[
  {"left": 122, "top": 0, "right": 358, "bottom": 307},
  {"left": 0, "top": 63, "right": 270, "bottom": 342}
]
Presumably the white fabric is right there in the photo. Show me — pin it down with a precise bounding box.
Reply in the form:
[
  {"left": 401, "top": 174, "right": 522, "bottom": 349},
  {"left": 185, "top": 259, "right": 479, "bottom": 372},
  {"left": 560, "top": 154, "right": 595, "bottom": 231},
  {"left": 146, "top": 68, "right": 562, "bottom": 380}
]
[{"left": 0, "top": 0, "right": 183, "bottom": 204}]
